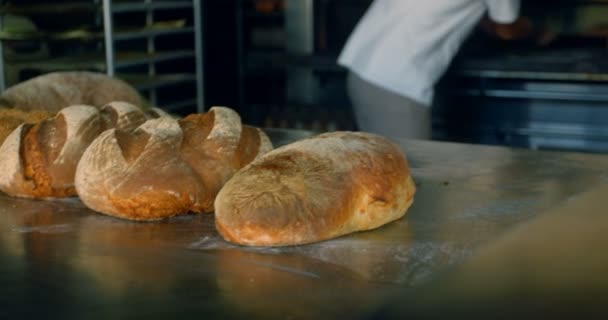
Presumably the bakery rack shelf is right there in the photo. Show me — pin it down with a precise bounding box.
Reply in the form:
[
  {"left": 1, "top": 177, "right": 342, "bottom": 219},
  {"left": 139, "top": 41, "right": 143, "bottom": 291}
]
[
  {"left": 0, "top": 1, "right": 194, "bottom": 15},
  {"left": 124, "top": 74, "right": 199, "bottom": 112},
  {"left": 112, "top": 1, "right": 195, "bottom": 13},
  {"left": 0, "top": 3, "right": 94, "bottom": 15},
  {"left": 113, "top": 25, "right": 195, "bottom": 41},
  {"left": 0, "top": 22, "right": 192, "bottom": 42},
  {"left": 163, "top": 97, "right": 198, "bottom": 112},
  {"left": 8, "top": 50, "right": 195, "bottom": 72},
  {"left": 122, "top": 73, "right": 197, "bottom": 91},
  {"left": 0, "top": 0, "right": 204, "bottom": 114}
]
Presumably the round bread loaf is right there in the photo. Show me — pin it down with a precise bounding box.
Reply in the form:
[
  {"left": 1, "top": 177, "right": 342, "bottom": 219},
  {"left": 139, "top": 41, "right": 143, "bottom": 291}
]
[
  {"left": 214, "top": 131, "right": 416, "bottom": 246},
  {"left": 75, "top": 106, "right": 273, "bottom": 221},
  {"left": 0, "top": 71, "right": 146, "bottom": 112},
  {"left": 0, "top": 102, "right": 147, "bottom": 199}
]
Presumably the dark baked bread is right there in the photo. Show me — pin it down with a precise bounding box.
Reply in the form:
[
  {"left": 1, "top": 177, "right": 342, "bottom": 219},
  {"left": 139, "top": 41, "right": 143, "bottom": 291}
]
[{"left": 214, "top": 131, "right": 416, "bottom": 246}]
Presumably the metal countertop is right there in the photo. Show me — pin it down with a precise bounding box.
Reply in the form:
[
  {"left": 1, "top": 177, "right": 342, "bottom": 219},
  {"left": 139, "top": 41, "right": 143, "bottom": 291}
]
[{"left": 1, "top": 129, "right": 608, "bottom": 319}]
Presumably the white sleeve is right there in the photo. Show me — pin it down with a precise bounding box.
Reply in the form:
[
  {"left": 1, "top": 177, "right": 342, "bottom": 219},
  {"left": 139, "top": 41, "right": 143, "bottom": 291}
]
[{"left": 485, "top": 0, "right": 521, "bottom": 24}]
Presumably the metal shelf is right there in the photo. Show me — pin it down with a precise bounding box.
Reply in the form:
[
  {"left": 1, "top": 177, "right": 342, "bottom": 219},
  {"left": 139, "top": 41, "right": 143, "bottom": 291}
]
[
  {"left": 0, "top": 21, "right": 190, "bottom": 42},
  {"left": 0, "top": 1, "right": 193, "bottom": 15},
  {"left": 114, "top": 26, "right": 194, "bottom": 41},
  {"left": 163, "top": 98, "right": 198, "bottom": 112},
  {"left": 0, "top": 3, "right": 94, "bottom": 15},
  {"left": 0, "top": 1, "right": 204, "bottom": 113},
  {"left": 0, "top": 29, "right": 98, "bottom": 41},
  {"left": 121, "top": 73, "right": 197, "bottom": 91},
  {"left": 9, "top": 50, "right": 195, "bottom": 72},
  {"left": 116, "top": 50, "right": 194, "bottom": 67},
  {"left": 112, "top": 1, "right": 194, "bottom": 13}
]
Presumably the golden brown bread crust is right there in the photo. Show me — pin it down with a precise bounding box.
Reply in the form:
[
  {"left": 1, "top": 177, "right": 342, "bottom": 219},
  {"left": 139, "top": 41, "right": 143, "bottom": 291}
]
[
  {"left": 235, "top": 126, "right": 264, "bottom": 167},
  {"left": 179, "top": 111, "right": 238, "bottom": 212},
  {"left": 99, "top": 101, "right": 148, "bottom": 132},
  {"left": 75, "top": 117, "right": 207, "bottom": 221},
  {"left": 0, "top": 71, "right": 146, "bottom": 112},
  {"left": 21, "top": 118, "right": 75, "bottom": 197},
  {"left": 0, "top": 106, "right": 101, "bottom": 198},
  {"left": 0, "top": 103, "right": 148, "bottom": 199},
  {"left": 75, "top": 106, "right": 274, "bottom": 221},
  {"left": 214, "top": 131, "right": 416, "bottom": 247}
]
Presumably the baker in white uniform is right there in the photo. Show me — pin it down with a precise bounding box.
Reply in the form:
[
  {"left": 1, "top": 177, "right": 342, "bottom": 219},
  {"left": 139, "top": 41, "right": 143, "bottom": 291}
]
[{"left": 339, "top": 0, "right": 525, "bottom": 140}]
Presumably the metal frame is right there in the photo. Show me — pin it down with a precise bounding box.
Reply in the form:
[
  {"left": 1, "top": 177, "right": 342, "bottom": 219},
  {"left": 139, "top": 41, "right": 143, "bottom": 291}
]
[
  {"left": 193, "top": 0, "right": 204, "bottom": 112},
  {"left": 0, "top": 0, "right": 204, "bottom": 113},
  {"left": 101, "top": 0, "right": 204, "bottom": 111},
  {"left": 102, "top": 0, "right": 115, "bottom": 77},
  {"left": 285, "top": 0, "right": 317, "bottom": 105}
]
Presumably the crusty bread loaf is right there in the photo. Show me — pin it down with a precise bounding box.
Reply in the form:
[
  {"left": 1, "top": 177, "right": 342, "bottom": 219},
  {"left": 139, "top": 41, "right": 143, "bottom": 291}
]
[
  {"left": 214, "top": 131, "right": 416, "bottom": 246},
  {"left": 75, "top": 106, "right": 273, "bottom": 221},
  {"left": 178, "top": 108, "right": 272, "bottom": 212},
  {"left": 0, "top": 102, "right": 147, "bottom": 199},
  {"left": 0, "top": 71, "right": 146, "bottom": 112}
]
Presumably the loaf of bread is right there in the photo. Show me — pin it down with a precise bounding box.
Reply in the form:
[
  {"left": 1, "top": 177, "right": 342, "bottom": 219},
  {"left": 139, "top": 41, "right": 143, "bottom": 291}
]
[
  {"left": 0, "top": 102, "right": 147, "bottom": 198},
  {"left": 74, "top": 106, "right": 273, "bottom": 221},
  {"left": 214, "top": 131, "right": 416, "bottom": 246},
  {"left": 0, "top": 71, "right": 146, "bottom": 112}
]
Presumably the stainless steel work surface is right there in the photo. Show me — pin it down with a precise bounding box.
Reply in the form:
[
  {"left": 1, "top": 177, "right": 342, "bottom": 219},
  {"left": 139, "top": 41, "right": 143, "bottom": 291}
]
[{"left": 1, "top": 129, "right": 608, "bottom": 319}]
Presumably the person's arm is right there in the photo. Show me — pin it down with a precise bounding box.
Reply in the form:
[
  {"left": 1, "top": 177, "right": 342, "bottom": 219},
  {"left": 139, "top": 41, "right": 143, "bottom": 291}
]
[
  {"left": 485, "top": 0, "right": 521, "bottom": 24},
  {"left": 481, "top": 0, "right": 556, "bottom": 45},
  {"left": 479, "top": 15, "right": 535, "bottom": 41}
]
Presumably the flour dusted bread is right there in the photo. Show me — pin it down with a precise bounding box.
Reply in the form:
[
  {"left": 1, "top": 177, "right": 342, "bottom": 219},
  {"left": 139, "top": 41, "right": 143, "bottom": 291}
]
[
  {"left": 75, "top": 106, "right": 273, "bottom": 221},
  {"left": 0, "top": 71, "right": 145, "bottom": 112},
  {"left": 178, "top": 108, "right": 272, "bottom": 212},
  {"left": 75, "top": 117, "right": 205, "bottom": 221},
  {"left": 0, "top": 71, "right": 145, "bottom": 142},
  {"left": 99, "top": 101, "right": 148, "bottom": 132},
  {"left": 0, "top": 105, "right": 101, "bottom": 198},
  {"left": 0, "top": 102, "right": 147, "bottom": 198},
  {"left": 214, "top": 131, "right": 416, "bottom": 246}
]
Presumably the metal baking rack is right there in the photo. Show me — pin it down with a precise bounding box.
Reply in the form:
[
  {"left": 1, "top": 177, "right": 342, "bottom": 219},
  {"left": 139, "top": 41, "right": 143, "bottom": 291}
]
[{"left": 0, "top": 0, "right": 204, "bottom": 114}]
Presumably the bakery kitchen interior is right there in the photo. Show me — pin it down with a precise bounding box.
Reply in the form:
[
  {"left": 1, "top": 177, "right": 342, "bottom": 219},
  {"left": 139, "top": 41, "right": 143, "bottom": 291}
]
[{"left": 1, "top": 0, "right": 608, "bottom": 319}]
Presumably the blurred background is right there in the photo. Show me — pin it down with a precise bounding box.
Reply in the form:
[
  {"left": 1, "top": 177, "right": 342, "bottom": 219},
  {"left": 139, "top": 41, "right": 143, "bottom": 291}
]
[{"left": 2, "top": 0, "right": 608, "bottom": 152}]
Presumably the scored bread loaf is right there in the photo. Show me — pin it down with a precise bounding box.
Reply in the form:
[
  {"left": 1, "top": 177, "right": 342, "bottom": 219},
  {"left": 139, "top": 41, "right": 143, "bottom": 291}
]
[
  {"left": 74, "top": 106, "right": 273, "bottom": 221},
  {"left": 0, "top": 71, "right": 146, "bottom": 112},
  {"left": 0, "top": 102, "right": 148, "bottom": 198},
  {"left": 214, "top": 131, "right": 416, "bottom": 247}
]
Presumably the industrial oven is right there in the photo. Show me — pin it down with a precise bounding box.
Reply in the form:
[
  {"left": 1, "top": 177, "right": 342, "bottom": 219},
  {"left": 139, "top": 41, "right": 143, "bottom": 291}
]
[
  {"left": 240, "top": 0, "right": 608, "bottom": 153},
  {"left": 435, "top": 0, "right": 608, "bottom": 153}
]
